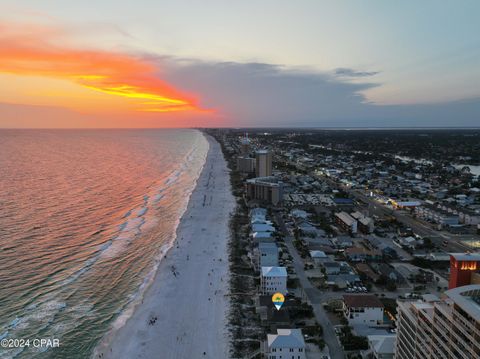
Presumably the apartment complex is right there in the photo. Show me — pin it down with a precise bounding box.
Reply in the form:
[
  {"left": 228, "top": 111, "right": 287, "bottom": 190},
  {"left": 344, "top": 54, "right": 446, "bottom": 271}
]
[
  {"left": 236, "top": 156, "right": 256, "bottom": 173},
  {"left": 334, "top": 211, "right": 358, "bottom": 234},
  {"left": 395, "top": 285, "right": 480, "bottom": 359},
  {"left": 256, "top": 149, "right": 273, "bottom": 177},
  {"left": 246, "top": 177, "right": 283, "bottom": 205}
]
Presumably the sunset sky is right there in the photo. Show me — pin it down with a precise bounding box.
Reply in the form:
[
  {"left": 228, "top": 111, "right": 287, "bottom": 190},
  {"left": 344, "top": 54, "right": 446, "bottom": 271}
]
[{"left": 1, "top": 1, "right": 479, "bottom": 128}]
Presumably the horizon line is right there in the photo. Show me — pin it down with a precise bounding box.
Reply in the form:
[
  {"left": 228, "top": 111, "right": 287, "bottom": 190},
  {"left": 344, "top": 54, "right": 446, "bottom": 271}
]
[{"left": 1, "top": 126, "right": 480, "bottom": 131}]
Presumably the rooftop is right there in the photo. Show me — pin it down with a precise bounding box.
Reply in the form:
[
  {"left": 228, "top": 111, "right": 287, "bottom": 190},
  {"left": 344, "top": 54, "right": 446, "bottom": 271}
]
[
  {"left": 256, "top": 149, "right": 270, "bottom": 155},
  {"left": 368, "top": 335, "right": 396, "bottom": 355},
  {"left": 444, "top": 284, "right": 480, "bottom": 322},
  {"left": 345, "top": 247, "right": 381, "bottom": 256},
  {"left": 343, "top": 294, "right": 384, "bottom": 308},
  {"left": 310, "top": 250, "right": 327, "bottom": 258},
  {"left": 259, "top": 242, "right": 278, "bottom": 250},
  {"left": 335, "top": 211, "right": 356, "bottom": 226},
  {"left": 267, "top": 328, "right": 305, "bottom": 349},
  {"left": 252, "top": 231, "right": 273, "bottom": 239},
  {"left": 449, "top": 252, "right": 480, "bottom": 261},
  {"left": 261, "top": 266, "right": 287, "bottom": 277},
  {"left": 246, "top": 176, "right": 282, "bottom": 186}
]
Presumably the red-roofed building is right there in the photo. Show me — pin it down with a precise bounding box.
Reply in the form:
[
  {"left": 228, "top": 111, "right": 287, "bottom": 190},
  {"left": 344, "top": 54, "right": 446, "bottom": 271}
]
[{"left": 343, "top": 294, "right": 384, "bottom": 326}]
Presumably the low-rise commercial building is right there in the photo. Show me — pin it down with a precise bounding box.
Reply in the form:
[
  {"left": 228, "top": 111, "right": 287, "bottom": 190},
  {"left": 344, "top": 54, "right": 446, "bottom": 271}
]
[
  {"left": 335, "top": 211, "right": 358, "bottom": 234},
  {"left": 351, "top": 211, "right": 375, "bottom": 234},
  {"left": 415, "top": 203, "right": 460, "bottom": 227}
]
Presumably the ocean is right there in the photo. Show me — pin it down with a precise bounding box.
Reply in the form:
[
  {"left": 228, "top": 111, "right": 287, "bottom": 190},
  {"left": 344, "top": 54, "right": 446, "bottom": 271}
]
[{"left": 0, "top": 129, "right": 209, "bottom": 359}]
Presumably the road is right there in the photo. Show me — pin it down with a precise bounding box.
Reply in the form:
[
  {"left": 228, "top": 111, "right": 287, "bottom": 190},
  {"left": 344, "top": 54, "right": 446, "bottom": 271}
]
[
  {"left": 350, "top": 189, "right": 475, "bottom": 252},
  {"left": 316, "top": 175, "right": 478, "bottom": 253},
  {"left": 275, "top": 213, "right": 345, "bottom": 359}
]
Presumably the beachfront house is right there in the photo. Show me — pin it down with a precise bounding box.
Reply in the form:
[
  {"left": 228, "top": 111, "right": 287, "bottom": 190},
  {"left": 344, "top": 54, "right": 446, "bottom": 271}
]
[
  {"left": 265, "top": 329, "right": 306, "bottom": 359},
  {"left": 261, "top": 266, "right": 287, "bottom": 295},
  {"left": 252, "top": 231, "right": 274, "bottom": 243},
  {"left": 258, "top": 242, "right": 279, "bottom": 267},
  {"left": 252, "top": 223, "right": 275, "bottom": 233},
  {"left": 334, "top": 211, "right": 358, "bottom": 234}
]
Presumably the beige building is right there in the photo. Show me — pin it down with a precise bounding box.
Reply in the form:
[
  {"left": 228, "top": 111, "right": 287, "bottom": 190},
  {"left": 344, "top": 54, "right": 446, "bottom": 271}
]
[
  {"left": 245, "top": 177, "right": 283, "bottom": 205},
  {"left": 395, "top": 285, "right": 480, "bottom": 359},
  {"left": 236, "top": 156, "right": 255, "bottom": 173},
  {"left": 256, "top": 149, "right": 272, "bottom": 177},
  {"left": 334, "top": 211, "right": 357, "bottom": 234}
]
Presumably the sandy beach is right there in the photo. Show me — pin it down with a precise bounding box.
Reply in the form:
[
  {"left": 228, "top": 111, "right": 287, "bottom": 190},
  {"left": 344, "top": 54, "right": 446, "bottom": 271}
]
[{"left": 94, "top": 134, "right": 235, "bottom": 359}]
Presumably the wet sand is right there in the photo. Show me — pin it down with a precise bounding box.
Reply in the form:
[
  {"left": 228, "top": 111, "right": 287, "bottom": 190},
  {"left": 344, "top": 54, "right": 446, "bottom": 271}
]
[{"left": 94, "top": 135, "right": 234, "bottom": 359}]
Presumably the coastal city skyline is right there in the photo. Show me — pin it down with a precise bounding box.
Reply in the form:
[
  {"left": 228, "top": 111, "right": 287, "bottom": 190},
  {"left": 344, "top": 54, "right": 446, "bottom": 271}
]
[
  {"left": 1, "top": 2, "right": 480, "bottom": 359},
  {"left": 1, "top": 1, "right": 480, "bottom": 128}
]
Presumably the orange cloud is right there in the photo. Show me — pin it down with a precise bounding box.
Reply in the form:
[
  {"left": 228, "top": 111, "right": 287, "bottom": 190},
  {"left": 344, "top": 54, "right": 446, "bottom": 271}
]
[{"left": 0, "top": 22, "right": 206, "bottom": 114}]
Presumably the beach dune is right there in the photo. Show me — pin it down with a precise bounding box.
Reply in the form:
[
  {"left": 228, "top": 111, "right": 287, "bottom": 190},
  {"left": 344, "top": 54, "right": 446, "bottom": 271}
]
[{"left": 95, "top": 135, "right": 234, "bottom": 359}]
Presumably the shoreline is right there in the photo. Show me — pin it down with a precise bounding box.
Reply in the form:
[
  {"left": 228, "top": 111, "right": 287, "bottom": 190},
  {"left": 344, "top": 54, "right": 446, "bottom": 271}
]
[{"left": 93, "top": 134, "right": 235, "bottom": 359}]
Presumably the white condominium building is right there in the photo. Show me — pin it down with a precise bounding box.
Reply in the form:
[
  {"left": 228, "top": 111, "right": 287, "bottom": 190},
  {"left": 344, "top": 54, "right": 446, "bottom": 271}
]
[{"left": 395, "top": 285, "right": 480, "bottom": 359}]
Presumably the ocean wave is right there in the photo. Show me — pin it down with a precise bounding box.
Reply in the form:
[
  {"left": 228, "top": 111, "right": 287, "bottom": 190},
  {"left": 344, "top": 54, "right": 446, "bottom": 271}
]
[
  {"left": 0, "top": 129, "right": 210, "bottom": 359},
  {"left": 91, "top": 132, "right": 210, "bottom": 359}
]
